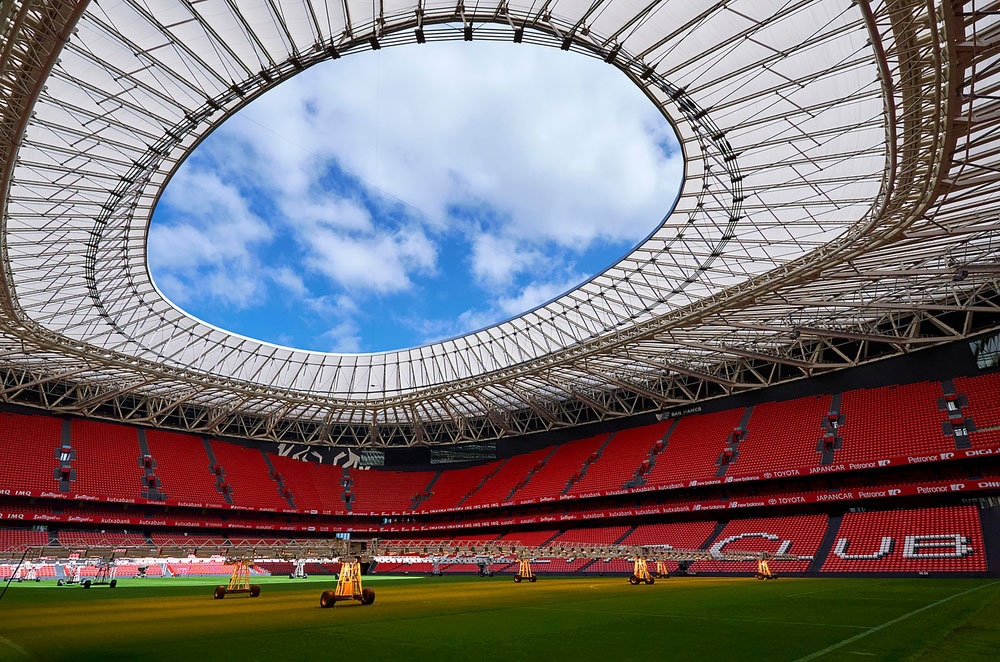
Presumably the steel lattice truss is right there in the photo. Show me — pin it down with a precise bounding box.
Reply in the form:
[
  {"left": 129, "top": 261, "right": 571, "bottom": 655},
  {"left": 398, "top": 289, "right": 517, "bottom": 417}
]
[
  {"left": 0, "top": 538, "right": 806, "bottom": 563},
  {"left": 0, "top": 0, "right": 999, "bottom": 447}
]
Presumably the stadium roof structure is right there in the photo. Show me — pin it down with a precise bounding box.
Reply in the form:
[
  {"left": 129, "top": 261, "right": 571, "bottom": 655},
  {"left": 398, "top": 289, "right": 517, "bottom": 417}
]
[{"left": 1, "top": 0, "right": 999, "bottom": 448}]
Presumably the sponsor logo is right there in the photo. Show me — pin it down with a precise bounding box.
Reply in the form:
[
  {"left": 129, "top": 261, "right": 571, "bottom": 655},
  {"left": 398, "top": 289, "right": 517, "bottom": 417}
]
[
  {"left": 816, "top": 492, "right": 855, "bottom": 502},
  {"left": 978, "top": 481, "right": 1000, "bottom": 488},
  {"left": 888, "top": 489, "right": 901, "bottom": 496},
  {"left": 100, "top": 518, "right": 130, "bottom": 524},
  {"left": 964, "top": 448, "right": 994, "bottom": 457},
  {"left": 729, "top": 501, "right": 765, "bottom": 508},
  {"left": 939, "top": 453, "right": 955, "bottom": 460},
  {"left": 917, "top": 485, "right": 949, "bottom": 494},
  {"left": 950, "top": 483, "right": 966, "bottom": 491},
  {"left": 810, "top": 465, "right": 844, "bottom": 474},
  {"left": 907, "top": 455, "right": 939, "bottom": 463},
  {"left": 769, "top": 469, "right": 801, "bottom": 478},
  {"left": 878, "top": 460, "right": 892, "bottom": 467},
  {"left": 858, "top": 491, "right": 887, "bottom": 498},
  {"left": 729, "top": 475, "right": 759, "bottom": 483},
  {"left": 849, "top": 462, "right": 878, "bottom": 470}
]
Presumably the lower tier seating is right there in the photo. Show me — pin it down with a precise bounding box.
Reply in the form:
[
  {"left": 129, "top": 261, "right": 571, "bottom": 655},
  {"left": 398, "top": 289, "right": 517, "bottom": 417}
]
[
  {"left": 690, "top": 514, "right": 828, "bottom": 573},
  {"left": 821, "top": 505, "right": 987, "bottom": 573}
]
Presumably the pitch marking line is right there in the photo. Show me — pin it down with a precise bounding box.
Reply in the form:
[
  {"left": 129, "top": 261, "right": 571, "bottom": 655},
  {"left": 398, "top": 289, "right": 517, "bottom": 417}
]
[
  {"left": 0, "top": 636, "right": 28, "bottom": 658},
  {"left": 520, "top": 605, "right": 868, "bottom": 630},
  {"left": 793, "top": 580, "right": 1000, "bottom": 661}
]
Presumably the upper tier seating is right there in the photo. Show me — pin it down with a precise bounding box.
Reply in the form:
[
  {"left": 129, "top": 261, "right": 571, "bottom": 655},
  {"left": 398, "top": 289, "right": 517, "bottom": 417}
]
[
  {"left": 0, "top": 412, "right": 62, "bottom": 495},
  {"left": 144, "top": 431, "right": 226, "bottom": 508},
  {"left": 268, "top": 454, "right": 346, "bottom": 514},
  {"left": 462, "top": 449, "right": 551, "bottom": 508},
  {"left": 415, "top": 462, "right": 499, "bottom": 512},
  {"left": 735, "top": 395, "right": 831, "bottom": 474},
  {"left": 644, "top": 409, "right": 746, "bottom": 486},
  {"left": 567, "top": 422, "right": 672, "bottom": 495},
  {"left": 511, "top": 434, "right": 608, "bottom": 503},
  {"left": 821, "top": 505, "right": 987, "bottom": 573},
  {"left": 70, "top": 420, "right": 144, "bottom": 501},
  {"left": 690, "top": 514, "right": 828, "bottom": 573},
  {"left": 0, "top": 374, "right": 997, "bottom": 517},
  {"left": 207, "top": 440, "right": 289, "bottom": 511},
  {"left": 837, "top": 381, "right": 952, "bottom": 461},
  {"left": 954, "top": 372, "right": 1000, "bottom": 445},
  {"left": 348, "top": 469, "right": 434, "bottom": 514}
]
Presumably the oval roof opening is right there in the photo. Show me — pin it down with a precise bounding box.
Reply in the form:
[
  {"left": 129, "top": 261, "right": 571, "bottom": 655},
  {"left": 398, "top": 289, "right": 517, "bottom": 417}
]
[{"left": 149, "top": 41, "right": 682, "bottom": 353}]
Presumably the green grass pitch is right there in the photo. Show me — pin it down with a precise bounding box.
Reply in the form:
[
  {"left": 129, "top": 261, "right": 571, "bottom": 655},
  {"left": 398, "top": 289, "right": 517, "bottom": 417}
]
[{"left": 1, "top": 575, "right": 998, "bottom": 661}]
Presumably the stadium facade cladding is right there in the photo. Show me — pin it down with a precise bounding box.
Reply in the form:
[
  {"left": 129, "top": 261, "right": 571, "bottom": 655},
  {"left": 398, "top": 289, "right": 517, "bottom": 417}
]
[{"left": 0, "top": 0, "right": 999, "bottom": 447}]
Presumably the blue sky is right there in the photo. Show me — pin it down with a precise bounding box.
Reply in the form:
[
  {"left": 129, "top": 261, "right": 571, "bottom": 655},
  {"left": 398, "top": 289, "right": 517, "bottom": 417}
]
[{"left": 148, "top": 42, "right": 682, "bottom": 353}]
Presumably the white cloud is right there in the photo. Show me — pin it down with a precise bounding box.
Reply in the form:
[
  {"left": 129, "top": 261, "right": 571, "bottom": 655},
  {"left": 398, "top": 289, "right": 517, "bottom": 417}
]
[
  {"left": 216, "top": 40, "right": 680, "bottom": 261},
  {"left": 322, "top": 319, "right": 363, "bottom": 353},
  {"left": 303, "top": 226, "right": 436, "bottom": 293},
  {"left": 149, "top": 166, "right": 273, "bottom": 308},
  {"left": 497, "top": 276, "right": 588, "bottom": 317},
  {"left": 469, "top": 232, "right": 542, "bottom": 288},
  {"left": 267, "top": 267, "right": 308, "bottom": 298}
]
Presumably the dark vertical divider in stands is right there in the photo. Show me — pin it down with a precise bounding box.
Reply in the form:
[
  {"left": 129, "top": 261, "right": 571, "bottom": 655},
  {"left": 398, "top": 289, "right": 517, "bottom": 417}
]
[
  {"left": 978, "top": 506, "right": 1000, "bottom": 576},
  {"left": 809, "top": 514, "right": 843, "bottom": 573},
  {"left": 701, "top": 521, "right": 729, "bottom": 549}
]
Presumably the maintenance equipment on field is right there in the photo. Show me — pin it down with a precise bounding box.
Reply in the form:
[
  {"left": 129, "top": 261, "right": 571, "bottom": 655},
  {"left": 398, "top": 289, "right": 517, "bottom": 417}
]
[
  {"left": 289, "top": 558, "right": 308, "bottom": 579},
  {"left": 755, "top": 553, "right": 776, "bottom": 580},
  {"left": 319, "top": 541, "right": 375, "bottom": 607},
  {"left": 3, "top": 537, "right": 804, "bottom": 594},
  {"left": 214, "top": 557, "right": 261, "bottom": 599},
  {"left": 629, "top": 558, "right": 655, "bottom": 585},
  {"left": 512, "top": 558, "right": 536, "bottom": 583},
  {"left": 91, "top": 553, "right": 118, "bottom": 588}
]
